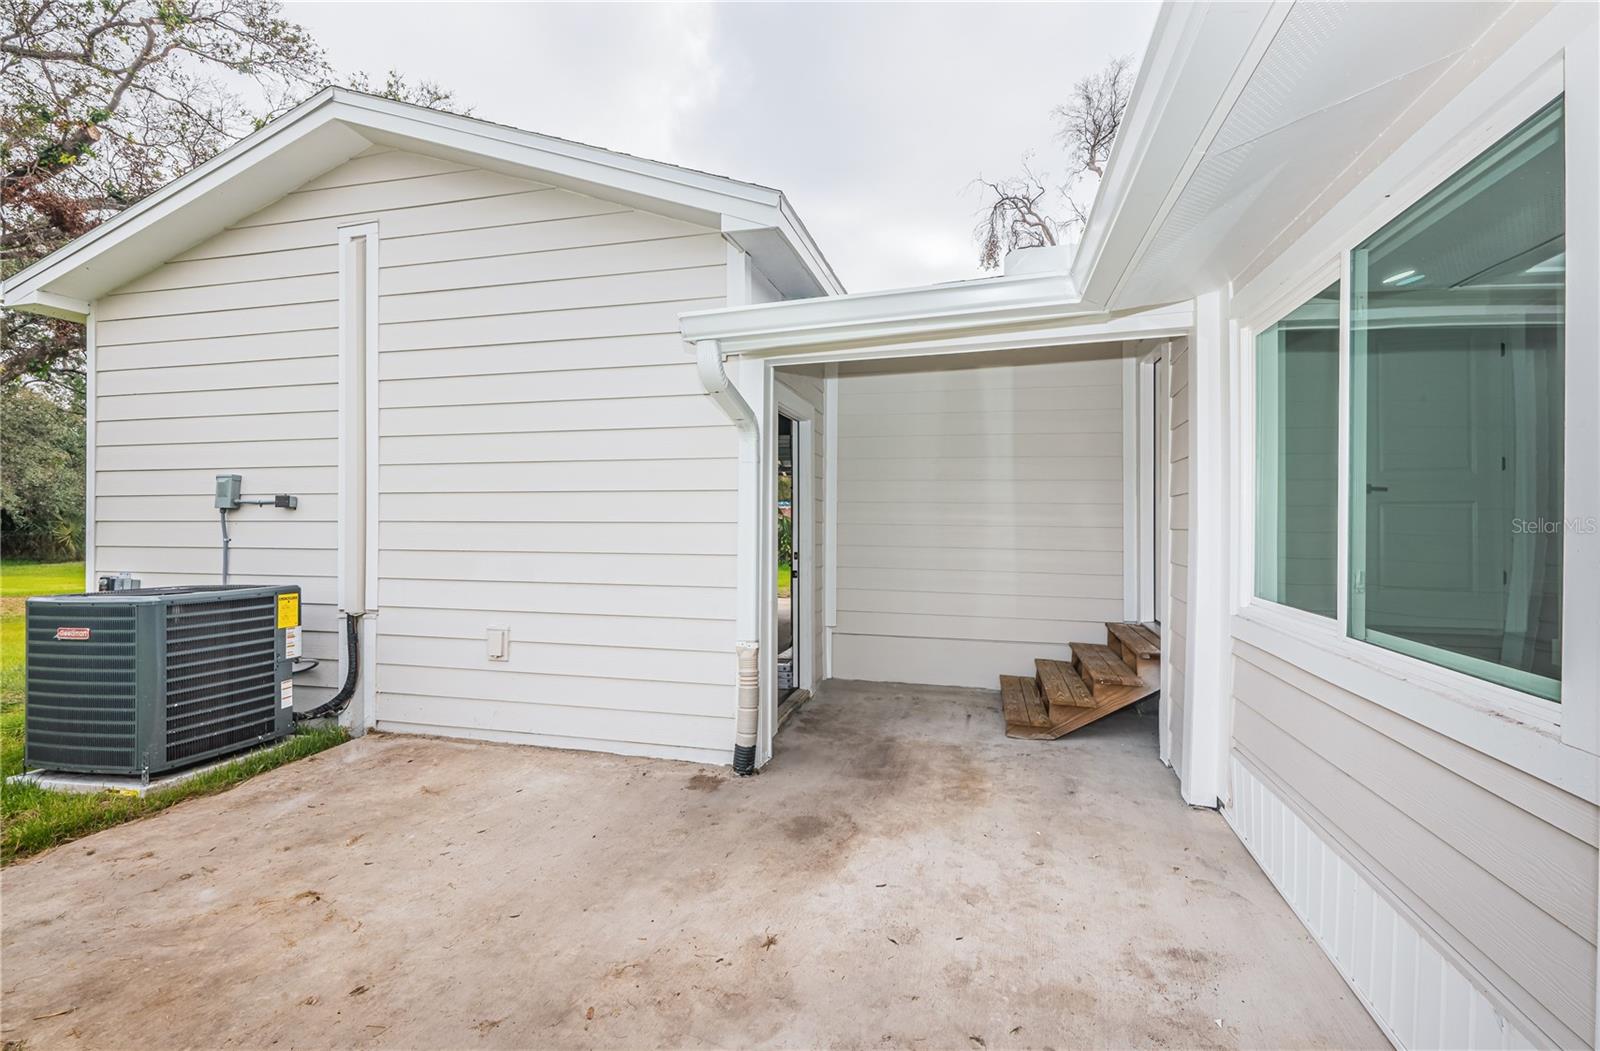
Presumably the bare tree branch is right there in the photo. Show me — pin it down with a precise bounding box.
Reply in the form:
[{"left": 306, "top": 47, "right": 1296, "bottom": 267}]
[
  {"left": 971, "top": 162, "right": 1061, "bottom": 271},
  {"left": 1053, "top": 54, "right": 1135, "bottom": 180},
  {"left": 971, "top": 55, "right": 1136, "bottom": 270}
]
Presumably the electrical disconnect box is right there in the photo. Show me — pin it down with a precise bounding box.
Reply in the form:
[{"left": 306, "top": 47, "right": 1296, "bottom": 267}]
[
  {"left": 213, "top": 474, "right": 299, "bottom": 585},
  {"left": 215, "top": 474, "right": 296, "bottom": 511},
  {"left": 214, "top": 473, "right": 242, "bottom": 510}
]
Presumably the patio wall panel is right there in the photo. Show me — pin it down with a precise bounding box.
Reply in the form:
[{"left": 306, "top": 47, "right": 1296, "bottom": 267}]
[{"left": 831, "top": 351, "right": 1127, "bottom": 688}]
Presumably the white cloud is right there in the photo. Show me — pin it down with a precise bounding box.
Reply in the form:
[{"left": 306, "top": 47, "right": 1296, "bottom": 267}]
[{"left": 285, "top": 1, "right": 1158, "bottom": 291}]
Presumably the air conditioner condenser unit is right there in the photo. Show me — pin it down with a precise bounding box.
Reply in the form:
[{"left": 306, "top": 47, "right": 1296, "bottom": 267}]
[{"left": 25, "top": 584, "right": 301, "bottom": 776}]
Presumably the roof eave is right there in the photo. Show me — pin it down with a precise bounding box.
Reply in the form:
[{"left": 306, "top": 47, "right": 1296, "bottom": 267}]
[
  {"left": 2, "top": 86, "right": 354, "bottom": 311},
  {"left": 5, "top": 290, "right": 91, "bottom": 322},
  {"left": 1070, "top": 1, "right": 1290, "bottom": 311},
  {"left": 680, "top": 269, "right": 1093, "bottom": 356},
  {"left": 2, "top": 86, "right": 843, "bottom": 314}
]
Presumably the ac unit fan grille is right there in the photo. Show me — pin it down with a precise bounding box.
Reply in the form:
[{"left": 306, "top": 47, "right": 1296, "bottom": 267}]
[
  {"left": 164, "top": 596, "right": 278, "bottom": 764},
  {"left": 25, "top": 606, "right": 138, "bottom": 770}
]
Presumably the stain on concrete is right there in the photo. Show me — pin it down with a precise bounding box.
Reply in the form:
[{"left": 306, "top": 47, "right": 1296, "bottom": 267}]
[
  {"left": 1163, "top": 945, "right": 1220, "bottom": 966},
  {"left": 0, "top": 681, "right": 1385, "bottom": 1050},
  {"left": 684, "top": 773, "right": 723, "bottom": 793},
  {"left": 780, "top": 814, "right": 830, "bottom": 841}
]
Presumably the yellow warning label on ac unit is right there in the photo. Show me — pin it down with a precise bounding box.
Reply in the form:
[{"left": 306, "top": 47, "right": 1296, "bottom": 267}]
[{"left": 276, "top": 591, "right": 300, "bottom": 629}]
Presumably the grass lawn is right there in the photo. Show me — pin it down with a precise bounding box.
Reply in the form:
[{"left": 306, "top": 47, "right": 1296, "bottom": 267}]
[
  {"left": 777, "top": 561, "right": 791, "bottom": 599},
  {"left": 0, "top": 561, "right": 81, "bottom": 737},
  {"left": 0, "top": 560, "right": 347, "bottom": 865}
]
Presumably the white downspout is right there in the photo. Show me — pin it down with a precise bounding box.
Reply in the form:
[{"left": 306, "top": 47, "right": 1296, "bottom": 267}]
[{"left": 696, "top": 338, "right": 762, "bottom": 774}]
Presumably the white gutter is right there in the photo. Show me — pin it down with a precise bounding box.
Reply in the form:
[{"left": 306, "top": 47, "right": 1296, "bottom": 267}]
[
  {"left": 694, "top": 339, "right": 762, "bottom": 774},
  {"left": 682, "top": 268, "right": 1087, "bottom": 357}
]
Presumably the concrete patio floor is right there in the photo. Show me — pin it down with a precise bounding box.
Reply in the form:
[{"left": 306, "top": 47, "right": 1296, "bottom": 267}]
[{"left": 1, "top": 681, "right": 1383, "bottom": 1049}]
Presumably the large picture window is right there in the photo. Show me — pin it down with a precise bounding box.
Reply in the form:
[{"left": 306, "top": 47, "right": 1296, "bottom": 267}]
[
  {"left": 1254, "top": 283, "right": 1339, "bottom": 617},
  {"left": 1349, "top": 98, "right": 1564, "bottom": 700}
]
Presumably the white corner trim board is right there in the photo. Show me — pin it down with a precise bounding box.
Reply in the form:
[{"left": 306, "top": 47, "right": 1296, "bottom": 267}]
[{"left": 1226, "top": 755, "right": 1541, "bottom": 1051}]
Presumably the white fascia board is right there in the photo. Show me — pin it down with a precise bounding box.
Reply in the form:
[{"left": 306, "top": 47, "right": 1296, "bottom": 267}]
[
  {"left": 2, "top": 88, "right": 364, "bottom": 309},
  {"left": 3, "top": 86, "right": 842, "bottom": 313},
  {"left": 333, "top": 89, "right": 776, "bottom": 209},
  {"left": 775, "top": 195, "right": 846, "bottom": 296},
  {"left": 298, "top": 91, "right": 846, "bottom": 298},
  {"left": 680, "top": 269, "right": 1089, "bottom": 355},
  {"left": 350, "top": 105, "right": 767, "bottom": 226},
  {"left": 753, "top": 301, "right": 1195, "bottom": 368},
  {"left": 724, "top": 222, "right": 837, "bottom": 301},
  {"left": 6, "top": 290, "right": 91, "bottom": 322},
  {"left": 1071, "top": 2, "right": 1288, "bottom": 311}
]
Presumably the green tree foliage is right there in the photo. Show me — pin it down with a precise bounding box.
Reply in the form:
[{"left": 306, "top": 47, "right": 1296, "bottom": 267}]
[
  {"left": 2, "top": 0, "right": 327, "bottom": 396},
  {"left": 0, "top": 385, "right": 84, "bottom": 559},
  {"left": 1, "top": 0, "right": 464, "bottom": 397},
  {"left": 777, "top": 511, "right": 793, "bottom": 564}
]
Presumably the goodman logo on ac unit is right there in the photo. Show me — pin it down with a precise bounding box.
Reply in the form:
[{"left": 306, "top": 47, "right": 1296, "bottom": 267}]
[{"left": 54, "top": 627, "right": 92, "bottom": 641}]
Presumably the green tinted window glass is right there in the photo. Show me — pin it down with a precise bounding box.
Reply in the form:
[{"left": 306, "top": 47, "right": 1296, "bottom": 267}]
[
  {"left": 1255, "top": 282, "right": 1340, "bottom": 617},
  {"left": 1350, "top": 98, "right": 1563, "bottom": 700}
]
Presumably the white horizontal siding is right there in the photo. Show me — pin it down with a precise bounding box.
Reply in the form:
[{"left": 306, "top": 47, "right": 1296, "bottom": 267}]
[
  {"left": 378, "top": 606, "right": 731, "bottom": 653},
  {"left": 1167, "top": 338, "right": 1190, "bottom": 780},
  {"left": 356, "top": 153, "right": 731, "bottom": 757},
  {"left": 89, "top": 147, "right": 733, "bottom": 741},
  {"left": 376, "top": 699, "right": 730, "bottom": 766},
  {"left": 378, "top": 427, "right": 730, "bottom": 464},
  {"left": 380, "top": 394, "right": 717, "bottom": 437},
  {"left": 377, "top": 490, "right": 734, "bottom": 523},
  {"left": 833, "top": 354, "right": 1126, "bottom": 689},
  {"left": 1229, "top": 642, "right": 1597, "bottom": 1048},
  {"left": 378, "top": 520, "right": 737, "bottom": 555},
  {"left": 379, "top": 334, "right": 704, "bottom": 380}
]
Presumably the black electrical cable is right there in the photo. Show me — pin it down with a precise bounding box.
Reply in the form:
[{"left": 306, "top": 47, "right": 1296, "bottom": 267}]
[
  {"left": 290, "top": 657, "right": 321, "bottom": 674},
  {"left": 293, "top": 613, "right": 361, "bottom": 722}
]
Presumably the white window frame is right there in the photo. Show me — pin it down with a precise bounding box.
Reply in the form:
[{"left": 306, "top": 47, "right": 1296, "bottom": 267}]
[
  {"left": 1231, "top": 55, "right": 1598, "bottom": 797},
  {"left": 1236, "top": 259, "right": 1344, "bottom": 635}
]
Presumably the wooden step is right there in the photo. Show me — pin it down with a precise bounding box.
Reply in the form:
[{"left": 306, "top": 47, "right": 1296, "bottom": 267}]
[
  {"left": 1035, "top": 658, "right": 1096, "bottom": 709},
  {"left": 1105, "top": 622, "right": 1161, "bottom": 677},
  {"left": 998, "top": 678, "right": 1157, "bottom": 740},
  {"left": 999, "top": 674, "right": 1051, "bottom": 730},
  {"left": 1071, "top": 643, "right": 1144, "bottom": 698},
  {"left": 1106, "top": 622, "right": 1160, "bottom": 660}
]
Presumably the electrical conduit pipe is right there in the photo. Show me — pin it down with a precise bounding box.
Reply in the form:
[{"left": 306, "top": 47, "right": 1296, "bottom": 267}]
[{"left": 695, "top": 339, "right": 761, "bottom": 774}]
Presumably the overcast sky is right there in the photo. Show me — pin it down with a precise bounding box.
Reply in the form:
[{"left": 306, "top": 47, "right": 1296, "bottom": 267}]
[{"left": 283, "top": 2, "right": 1159, "bottom": 292}]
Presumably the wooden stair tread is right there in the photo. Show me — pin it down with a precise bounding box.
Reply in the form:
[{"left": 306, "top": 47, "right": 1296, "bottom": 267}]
[
  {"left": 1000, "top": 675, "right": 1051, "bottom": 729},
  {"left": 998, "top": 680, "right": 1156, "bottom": 740},
  {"left": 1071, "top": 643, "right": 1144, "bottom": 687},
  {"left": 1038, "top": 687, "right": 1148, "bottom": 738},
  {"left": 1035, "top": 659, "right": 1096, "bottom": 709},
  {"left": 1107, "top": 622, "right": 1160, "bottom": 659}
]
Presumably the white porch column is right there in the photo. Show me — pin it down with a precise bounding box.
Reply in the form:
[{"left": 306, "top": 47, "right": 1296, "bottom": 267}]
[{"left": 1180, "top": 287, "right": 1234, "bottom": 808}]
